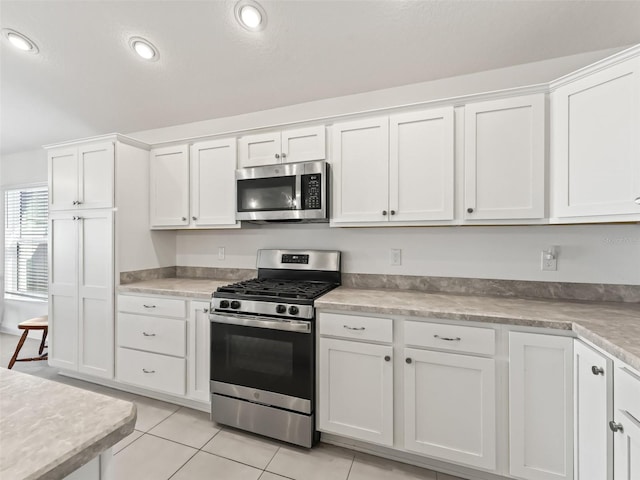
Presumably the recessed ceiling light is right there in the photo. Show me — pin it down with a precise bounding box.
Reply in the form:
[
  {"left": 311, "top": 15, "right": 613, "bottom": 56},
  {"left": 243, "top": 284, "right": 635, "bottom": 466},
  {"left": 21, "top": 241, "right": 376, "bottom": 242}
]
[
  {"left": 235, "top": 0, "right": 267, "bottom": 32},
  {"left": 129, "top": 36, "right": 159, "bottom": 61},
  {"left": 2, "top": 29, "right": 39, "bottom": 54}
]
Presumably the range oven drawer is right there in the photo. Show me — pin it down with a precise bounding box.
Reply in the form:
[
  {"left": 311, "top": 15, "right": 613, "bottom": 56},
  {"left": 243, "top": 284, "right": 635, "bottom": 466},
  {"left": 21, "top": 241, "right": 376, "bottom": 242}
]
[{"left": 117, "top": 347, "right": 186, "bottom": 396}]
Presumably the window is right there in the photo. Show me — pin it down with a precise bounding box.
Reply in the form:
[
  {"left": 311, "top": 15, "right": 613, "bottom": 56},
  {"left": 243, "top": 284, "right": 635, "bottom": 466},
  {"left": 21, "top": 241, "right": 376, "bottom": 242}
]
[{"left": 4, "top": 185, "right": 48, "bottom": 299}]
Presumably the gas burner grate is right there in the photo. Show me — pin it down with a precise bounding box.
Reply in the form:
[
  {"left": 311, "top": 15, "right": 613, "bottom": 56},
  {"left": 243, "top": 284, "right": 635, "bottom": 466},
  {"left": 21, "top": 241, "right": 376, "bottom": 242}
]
[{"left": 217, "top": 278, "right": 337, "bottom": 300}]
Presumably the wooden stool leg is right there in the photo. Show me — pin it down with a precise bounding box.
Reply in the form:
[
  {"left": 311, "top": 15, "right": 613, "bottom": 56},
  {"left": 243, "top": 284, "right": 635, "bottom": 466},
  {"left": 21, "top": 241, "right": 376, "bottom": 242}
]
[
  {"left": 8, "top": 330, "right": 30, "bottom": 369},
  {"left": 39, "top": 327, "right": 48, "bottom": 355}
]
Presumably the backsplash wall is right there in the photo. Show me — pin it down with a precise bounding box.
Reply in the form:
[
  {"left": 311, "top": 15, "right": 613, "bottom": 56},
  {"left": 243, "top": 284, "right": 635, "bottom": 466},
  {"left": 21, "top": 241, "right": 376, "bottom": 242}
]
[{"left": 176, "top": 223, "right": 640, "bottom": 285}]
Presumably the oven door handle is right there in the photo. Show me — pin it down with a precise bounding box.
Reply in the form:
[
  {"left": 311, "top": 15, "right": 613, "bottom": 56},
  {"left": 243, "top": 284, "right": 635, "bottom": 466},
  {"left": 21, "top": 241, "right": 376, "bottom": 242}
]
[{"left": 210, "top": 313, "right": 311, "bottom": 333}]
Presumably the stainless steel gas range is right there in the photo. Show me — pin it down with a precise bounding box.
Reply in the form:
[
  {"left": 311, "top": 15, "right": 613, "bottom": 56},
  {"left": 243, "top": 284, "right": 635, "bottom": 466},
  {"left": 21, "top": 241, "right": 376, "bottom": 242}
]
[{"left": 209, "top": 249, "right": 341, "bottom": 448}]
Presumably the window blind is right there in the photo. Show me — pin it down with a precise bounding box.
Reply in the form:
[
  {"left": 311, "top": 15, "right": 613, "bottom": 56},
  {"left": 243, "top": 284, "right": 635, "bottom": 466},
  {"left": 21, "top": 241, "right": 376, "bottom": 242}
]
[{"left": 4, "top": 186, "right": 49, "bottom": 299}]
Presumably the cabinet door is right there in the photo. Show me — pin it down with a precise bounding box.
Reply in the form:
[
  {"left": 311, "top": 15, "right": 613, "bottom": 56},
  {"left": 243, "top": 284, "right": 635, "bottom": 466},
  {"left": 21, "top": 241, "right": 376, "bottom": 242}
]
[
  {"left": 331, "top": 117, "right": 390, "bottom": 223},
  {"left": 552, "top": 57, "right": 640, "bottom": 219},
  {"left": 48, "top": 213, "right": 78, "bottom": 370},
  {"left": 509, "top": 332, "right": 573, "bottom": 480},
  {"left": 404, "top": 348, "right": 496, "bottom": 470},
  {"left": 150, "top": 145, "right": 190, "bottom": 227},
  {"left": 238, "top": 132, "right": 281, "bottom": 168},
  {"left": 389, "top": 108, "right": 454, "bottom": 221},
  {"left": 48, "top": 147, "right": 79, "bottom": 211},
  {"left": 464, "top": 94, "right": 545, "bottom": 220},
  {"left": 77, "top": 210, "right": 114, "bottom": 378},
  {"left": 190, "top": 139, "right": 239, "bottom": 227},
  {"left": 318, "top": 338, "right": 393, "bottom": 446},
  {"left": 613, "top": 366, "right": 640, "bottom": 480},
  {"left": 281, "top": 126, "right": 326, "bottom": 163},
  {"left": 574, "top": 340, "right": 613, "bottom": 480},
  {"left": 188, "top": 301, "right": 211, "bottom": 403},
  {"left": 77, "top": 142, "right": 114, "bottom": 209}
]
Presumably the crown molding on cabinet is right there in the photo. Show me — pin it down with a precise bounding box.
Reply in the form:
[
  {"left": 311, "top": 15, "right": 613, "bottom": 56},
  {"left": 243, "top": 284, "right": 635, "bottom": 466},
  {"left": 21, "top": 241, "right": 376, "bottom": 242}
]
[
  {"left": 43, "top": 133, "right": 150, "bottom": 151},
  {"left": 549, "top": 43, "right": 640, "bottom": 91}
]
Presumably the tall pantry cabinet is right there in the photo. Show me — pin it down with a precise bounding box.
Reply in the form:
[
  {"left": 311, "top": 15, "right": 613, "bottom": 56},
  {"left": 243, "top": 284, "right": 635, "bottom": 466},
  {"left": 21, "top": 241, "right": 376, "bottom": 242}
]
[{"left": 47, "top": 135, "right": 150, "bottom": 379}]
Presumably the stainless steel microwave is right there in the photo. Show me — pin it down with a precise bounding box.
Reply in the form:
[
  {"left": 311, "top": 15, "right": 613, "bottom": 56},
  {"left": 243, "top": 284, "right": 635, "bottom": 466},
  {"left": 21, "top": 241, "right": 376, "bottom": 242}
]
[{"left": 236, "top": 160, "right": 329, "bottom": 222}]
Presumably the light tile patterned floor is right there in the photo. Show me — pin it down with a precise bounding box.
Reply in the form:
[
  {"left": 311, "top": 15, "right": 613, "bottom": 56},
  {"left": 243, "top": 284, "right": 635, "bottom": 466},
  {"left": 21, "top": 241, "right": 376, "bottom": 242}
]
[{"left": 2, "top": 333, "right": 468, "bottom": 480}]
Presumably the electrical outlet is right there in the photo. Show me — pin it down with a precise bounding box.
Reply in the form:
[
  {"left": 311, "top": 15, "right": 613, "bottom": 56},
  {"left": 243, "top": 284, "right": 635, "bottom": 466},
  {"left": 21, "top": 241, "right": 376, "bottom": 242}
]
[
  {"left": 218, "top": 247, "right": 225, "bottom": 260},
  {"left": 541, "top": 247, "right": 557, "bottom": 271},
  {"left": 390, "top": 248, "right": 402, "bottom": 266}
]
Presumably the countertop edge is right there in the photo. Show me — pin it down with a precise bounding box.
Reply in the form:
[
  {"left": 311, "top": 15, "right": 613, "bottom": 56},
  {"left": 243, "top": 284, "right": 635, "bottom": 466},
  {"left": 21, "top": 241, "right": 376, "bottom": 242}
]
[{"left": 28, "top": 404, "right": 136, "bottom": 480}]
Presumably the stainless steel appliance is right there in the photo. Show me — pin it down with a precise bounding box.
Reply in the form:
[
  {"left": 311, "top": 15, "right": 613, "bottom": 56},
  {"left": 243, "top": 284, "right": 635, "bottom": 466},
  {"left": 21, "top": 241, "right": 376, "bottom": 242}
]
[
  {"left": 209, "top": 249, "right": 341, "bottom": 447},
  {"left": 235, "top": 160, "right": 329, "bottom": 222}
]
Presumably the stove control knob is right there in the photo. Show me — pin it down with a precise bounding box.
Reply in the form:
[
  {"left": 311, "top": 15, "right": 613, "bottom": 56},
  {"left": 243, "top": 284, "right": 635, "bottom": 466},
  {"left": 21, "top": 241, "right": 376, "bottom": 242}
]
[
  {"left": 230, "top": 300, "right": 241, "bottom": 309},
  {"left": 219, "top": 300, "right": 230, "bottom": 309},
  {"left": 276, "top": 305, "right": 287, "bottom": 314},
  {"left": 288, "top": 306, "right": 299, "bottom": 315}
]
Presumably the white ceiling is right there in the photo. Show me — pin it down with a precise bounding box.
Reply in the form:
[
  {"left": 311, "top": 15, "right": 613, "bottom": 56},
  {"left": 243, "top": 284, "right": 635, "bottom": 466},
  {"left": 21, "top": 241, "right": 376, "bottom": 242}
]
[{"left": 1, "top": 0, "right": 640, "bottom": 155}]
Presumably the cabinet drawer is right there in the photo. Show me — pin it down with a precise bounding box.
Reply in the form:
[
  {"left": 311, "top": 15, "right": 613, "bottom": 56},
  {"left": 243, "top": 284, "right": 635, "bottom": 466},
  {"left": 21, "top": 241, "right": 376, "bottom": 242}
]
[
  {"left": 117, "top": 348, "right": 186, "bottom": 396},
  {"left": 616, "top": 366, "right": 640, "bottom": 423},
  {"left": 319, "top": 312, "right": 392, "bottom": 343},
  {"left": 118, "top": 295, "right": 186, "bottom": 318},
  {"left": 405, "top": 321, "right": 495, "bottom": 355},
  {"left": 117, "top": 313, "right": 186, "bottom": 357}
]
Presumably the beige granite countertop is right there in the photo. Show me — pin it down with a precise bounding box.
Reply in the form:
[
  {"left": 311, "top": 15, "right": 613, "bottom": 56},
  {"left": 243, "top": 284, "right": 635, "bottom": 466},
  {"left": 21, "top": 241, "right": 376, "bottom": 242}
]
[
  {"left": 118, "top": 278, "right": 230, "bottom": 299},
  {"left": 117, "top": 278, "right": 640, "bottom": 371},
  {"left": 0, "top": 369, "right": 136, "bottom": 480},
  {"left": 316, "top": 287, "right": 640, "bottom": 371}
]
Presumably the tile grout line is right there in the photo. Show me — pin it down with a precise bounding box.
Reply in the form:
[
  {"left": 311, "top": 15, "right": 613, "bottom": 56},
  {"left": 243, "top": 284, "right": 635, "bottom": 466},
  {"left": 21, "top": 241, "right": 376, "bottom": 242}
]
[
  {"left": 165, "top": 446, "right": 199, "bottom": 480},
  {"left": 344, "top": 451, "right": 356, "bottom": 480}
]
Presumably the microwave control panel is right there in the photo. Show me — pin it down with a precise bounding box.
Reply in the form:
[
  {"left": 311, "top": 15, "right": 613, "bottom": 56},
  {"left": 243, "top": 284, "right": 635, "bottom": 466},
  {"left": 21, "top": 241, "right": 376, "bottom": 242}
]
[{"left": 302, "top": 173, "right": 322, "bottom": 210}]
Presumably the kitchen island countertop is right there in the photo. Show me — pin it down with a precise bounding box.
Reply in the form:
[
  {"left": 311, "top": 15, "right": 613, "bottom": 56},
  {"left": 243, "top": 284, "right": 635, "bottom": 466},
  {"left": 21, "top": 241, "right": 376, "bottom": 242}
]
[{"left": 0, "top": 368, "right": 136, "bottom": 480}]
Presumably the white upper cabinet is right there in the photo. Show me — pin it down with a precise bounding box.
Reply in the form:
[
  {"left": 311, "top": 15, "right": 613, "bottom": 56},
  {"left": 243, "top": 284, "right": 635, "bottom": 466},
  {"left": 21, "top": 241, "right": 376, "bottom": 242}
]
[
  {"left": 150, "top": 141, "right": 239, "bottom": 229},
  {"left": 331, "top": 117, "right": 390, "bottom": 223},
  {"left": 238, "top": 125, "right": 326, "bottom": 168},
  {"left": 150, "top": 145, "right": 190, "bottom": 227},
  {"left": 332, "top": 108, "right": 454, "bottom": 225},
  {"left": 190, "top": 139, "right": 238, "bottom": 227},
  {"left": 464, "top": 94, "right": 546, "bottom": 220},
  {"left": 389, "top": 108, "right": 455, "bottom": 221},
  {"left": 551, "top": 55, "right": 640, "bottom": 221},
  {"left": 49, "top": 142, "right": 114, "bottom": 211}
]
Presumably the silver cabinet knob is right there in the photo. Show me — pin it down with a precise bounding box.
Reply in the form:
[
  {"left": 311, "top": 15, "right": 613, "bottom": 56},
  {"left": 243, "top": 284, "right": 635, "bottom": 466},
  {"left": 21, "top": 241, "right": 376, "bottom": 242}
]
[
  {"left": 192, "top": 216, "right": 197, "bottom": 221},
  {"left": 609, "top": 421, "right": 624, "bottom": 433},
  {"left": 405, "top": 358, "right": 412, "bottom": 364},
  {"left": 275, "top": 153, "right": 280, "bottom": 159},
  {"left": 181, "top": 217, "right": 187, "bottom": 221},
  {"left": 467, "top": 207, "right": 474, "bottom": 213},
  {"left": 72, "top": 200, "right": 78, "bottom": 205},
  {"left": 635, "top": 196, "right": 640, "bottom": 205},
  {"left": 382, "top": 210, "right": 388, "bottom": 216},
  {"left": 390, "top": 210, "right": 396, "bottom": 215},
  {"left": 76, "top": 201, "right": 82, "bottom": 205},
  {"left": 282, "top": 153, "right": 287, "bottom": 159},
  {"left": 591, "top": 365, "right": 605, "bottom": 375},
  {"left": 384, "top": 355, "right": 391, "bottom": 362},
  {"left": 203, "top": 308, "right": 209, "bottom": 313}
]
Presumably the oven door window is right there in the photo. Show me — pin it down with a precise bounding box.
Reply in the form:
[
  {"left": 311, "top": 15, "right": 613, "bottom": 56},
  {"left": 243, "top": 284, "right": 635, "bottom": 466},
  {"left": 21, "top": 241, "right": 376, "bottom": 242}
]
[
  {"left": 237, "top": 176, "right": 298, "bottom": 212},
  {"left": 211, "top": 322, "right": 312, "bottom": 400}
]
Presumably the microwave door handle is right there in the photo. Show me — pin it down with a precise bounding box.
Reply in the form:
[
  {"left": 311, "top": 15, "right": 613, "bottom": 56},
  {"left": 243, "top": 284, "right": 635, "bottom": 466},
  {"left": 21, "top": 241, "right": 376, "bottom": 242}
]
[
  {"left": 210, "top": 313, "right": 311, "bottom": 333},
  {"left": 295, "top": 174, "right": 302, "bottom": 211}
]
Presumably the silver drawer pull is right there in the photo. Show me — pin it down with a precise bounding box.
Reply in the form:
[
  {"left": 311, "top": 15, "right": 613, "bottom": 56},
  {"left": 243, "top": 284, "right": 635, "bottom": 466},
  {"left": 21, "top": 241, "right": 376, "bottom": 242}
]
[
  {"left": 343, "top": 325, "right": 366, "bottom": 331},
  {"left": 434, "top": 335, "right": 461, "bottom": 341},
  {"left": 142, "top": 368, "right": 156, "bottom": 374},
  {"left": 143, "top": 304, "right": 156, "bottom": 309},
  {"left": 142, "top": 332, "right": 156, "bottom": 337}
]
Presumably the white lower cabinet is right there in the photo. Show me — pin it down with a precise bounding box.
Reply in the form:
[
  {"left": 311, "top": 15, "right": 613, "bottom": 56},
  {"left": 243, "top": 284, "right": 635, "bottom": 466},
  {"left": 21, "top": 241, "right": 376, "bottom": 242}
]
[
  {"left": 188, "top": 301, "right": 211, "bottom": 403},
  {"left": 574, "top": 340, "right": 613, "bottom": 480},
  {"left": 318, "top": 336, "right": 393, "bottom": 446},
  {"left": 509, "top": 332, "right": 573, "bottom": 480},
  {"left": 612, "top": 366, "right": 640, "bottom": 480},
  {"left": 404, "top": 348, "right": 496, "bottom": 470}
]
